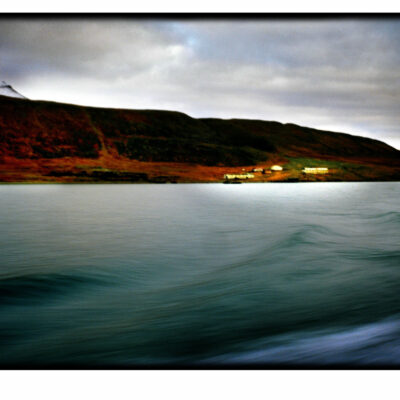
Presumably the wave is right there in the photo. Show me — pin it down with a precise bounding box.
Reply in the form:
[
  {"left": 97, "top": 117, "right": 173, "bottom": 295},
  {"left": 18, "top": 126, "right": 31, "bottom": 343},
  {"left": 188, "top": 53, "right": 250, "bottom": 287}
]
[
  {"left": 363, "top": 211, "right": 400, "bottom": 222},
  {"left": 204, "top": 315, "right": 400, "bottom": 366},
  {"left": 283, "top": 223, "right": 344, "bottom": 247},
  {"left": 0, "top": 272, "right": 108, "bottom": 305}
]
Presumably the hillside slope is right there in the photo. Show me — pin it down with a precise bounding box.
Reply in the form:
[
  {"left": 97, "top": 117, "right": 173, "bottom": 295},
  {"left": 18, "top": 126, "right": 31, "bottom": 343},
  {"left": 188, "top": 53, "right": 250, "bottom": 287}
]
[{"left": 0, "top": 95, "right": 399, "bottom": 182}]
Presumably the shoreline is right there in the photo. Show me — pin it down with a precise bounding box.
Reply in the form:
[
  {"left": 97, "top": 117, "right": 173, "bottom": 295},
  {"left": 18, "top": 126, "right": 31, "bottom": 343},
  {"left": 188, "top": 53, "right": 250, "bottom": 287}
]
[{"left": 1, "top": 180, "right": 399, "bottom": 185}]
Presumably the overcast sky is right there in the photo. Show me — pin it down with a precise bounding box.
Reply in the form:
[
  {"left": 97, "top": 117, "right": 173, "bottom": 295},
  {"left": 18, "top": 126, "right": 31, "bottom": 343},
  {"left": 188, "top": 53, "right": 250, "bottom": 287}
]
[{"left": 1, "top": 17, "right": 400, "bottom": 149}]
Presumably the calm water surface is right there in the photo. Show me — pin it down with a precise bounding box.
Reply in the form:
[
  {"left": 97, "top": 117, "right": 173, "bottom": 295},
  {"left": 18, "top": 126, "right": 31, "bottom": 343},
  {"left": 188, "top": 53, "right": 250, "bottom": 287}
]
[{"left": 0, "top": 182, "right": 399, "bottom": 367}]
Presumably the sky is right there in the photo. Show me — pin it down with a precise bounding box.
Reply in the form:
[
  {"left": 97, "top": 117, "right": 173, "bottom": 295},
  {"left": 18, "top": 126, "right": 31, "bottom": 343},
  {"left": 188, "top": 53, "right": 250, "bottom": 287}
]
[{"left": 1, "top": 17, "right": 400, "bottom": 149}]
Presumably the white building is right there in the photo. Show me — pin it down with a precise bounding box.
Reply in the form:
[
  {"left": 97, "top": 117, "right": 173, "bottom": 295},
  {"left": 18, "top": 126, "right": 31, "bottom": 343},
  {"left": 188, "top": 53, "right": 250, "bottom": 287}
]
[
  {"left": 302, "top": 167, "right": 329, "bottom": 174},
  {"left": 270, "top": 165, "right": 283, "bottom": 171},
  {"left": 224, "top": 173, "right": 255, "bottom": 180}
]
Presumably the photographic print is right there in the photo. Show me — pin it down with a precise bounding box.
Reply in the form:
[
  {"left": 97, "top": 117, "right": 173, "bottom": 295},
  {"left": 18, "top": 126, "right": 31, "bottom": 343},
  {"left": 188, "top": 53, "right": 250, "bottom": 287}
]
[{"left": 0, "top": 14, "right": 400, "bottom": 369}]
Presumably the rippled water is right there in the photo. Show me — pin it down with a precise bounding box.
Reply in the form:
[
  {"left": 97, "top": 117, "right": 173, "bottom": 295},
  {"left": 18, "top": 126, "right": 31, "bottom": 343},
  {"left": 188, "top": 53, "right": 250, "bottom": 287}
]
[{"left": 0, "top": 182, "right": 399, "bottom": 368}]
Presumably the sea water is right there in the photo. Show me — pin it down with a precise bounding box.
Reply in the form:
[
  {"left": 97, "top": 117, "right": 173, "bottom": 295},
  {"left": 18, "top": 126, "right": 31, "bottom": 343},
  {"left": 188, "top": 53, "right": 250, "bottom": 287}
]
[{"left": 0, "top": 182, "right": 399, "bottom": 367}]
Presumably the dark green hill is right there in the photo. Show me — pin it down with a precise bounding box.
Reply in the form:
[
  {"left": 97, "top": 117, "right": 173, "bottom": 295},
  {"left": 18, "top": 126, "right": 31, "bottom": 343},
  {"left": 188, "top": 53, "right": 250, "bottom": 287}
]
[{"left": 0, "top": 95, "right": 399, "bottom": 182}]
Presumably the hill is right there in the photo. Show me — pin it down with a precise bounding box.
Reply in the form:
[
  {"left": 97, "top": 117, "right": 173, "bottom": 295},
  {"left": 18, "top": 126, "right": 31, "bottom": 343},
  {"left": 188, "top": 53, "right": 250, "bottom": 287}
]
[{"left": 0, "top": 95, "right": 399, "bottom": 182}]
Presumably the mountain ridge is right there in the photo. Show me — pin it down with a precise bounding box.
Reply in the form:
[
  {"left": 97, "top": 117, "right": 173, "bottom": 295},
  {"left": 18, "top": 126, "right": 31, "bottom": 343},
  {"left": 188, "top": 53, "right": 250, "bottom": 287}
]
[
  {"left": 0, "top": 94, "right": 399, "bottom": 182},
  {"left": 0, "top": 81, "right": 27, "bottom": 99}
]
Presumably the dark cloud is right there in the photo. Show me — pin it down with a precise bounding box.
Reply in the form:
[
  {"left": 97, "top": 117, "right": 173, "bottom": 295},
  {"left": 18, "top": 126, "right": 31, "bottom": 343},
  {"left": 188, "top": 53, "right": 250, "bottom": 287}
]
[{"left": 0, "top": 17, "right": 399, "bottom": 149}]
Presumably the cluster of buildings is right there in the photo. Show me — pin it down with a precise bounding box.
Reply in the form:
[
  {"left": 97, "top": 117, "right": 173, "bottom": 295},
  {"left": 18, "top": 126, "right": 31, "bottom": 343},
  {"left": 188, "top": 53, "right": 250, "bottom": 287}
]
[
  {"left": 223, "top": 165, "right": 283, "bottom": 180},
  {"left": 223, "top": 165, "right": 329, "bottom": 181}
]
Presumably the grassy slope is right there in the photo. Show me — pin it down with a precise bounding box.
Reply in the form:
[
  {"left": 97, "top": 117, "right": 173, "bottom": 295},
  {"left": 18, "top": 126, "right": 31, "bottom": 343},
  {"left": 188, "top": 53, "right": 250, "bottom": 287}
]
[{"left": 0, "top": 95, "right": 399, "bottom": 182}]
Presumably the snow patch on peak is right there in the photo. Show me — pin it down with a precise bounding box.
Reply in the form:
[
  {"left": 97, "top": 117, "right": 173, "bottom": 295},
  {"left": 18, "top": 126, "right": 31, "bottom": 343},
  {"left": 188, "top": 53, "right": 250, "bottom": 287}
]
[{"left": 0, "top": 81, "right": 27, "bottom": 99}]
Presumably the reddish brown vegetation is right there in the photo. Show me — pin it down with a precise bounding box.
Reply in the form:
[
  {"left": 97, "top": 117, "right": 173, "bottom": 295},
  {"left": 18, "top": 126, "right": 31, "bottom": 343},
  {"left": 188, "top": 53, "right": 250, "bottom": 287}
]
[{"left": 0, "top": 95, "right": 399, "bottom": 183}]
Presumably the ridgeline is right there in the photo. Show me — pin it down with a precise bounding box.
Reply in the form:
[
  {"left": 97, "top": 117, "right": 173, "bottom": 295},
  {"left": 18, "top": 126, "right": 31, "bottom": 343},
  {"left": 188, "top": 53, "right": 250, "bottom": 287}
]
[{"left": 1, "top": 95, "right": 399, "bottom": 182}]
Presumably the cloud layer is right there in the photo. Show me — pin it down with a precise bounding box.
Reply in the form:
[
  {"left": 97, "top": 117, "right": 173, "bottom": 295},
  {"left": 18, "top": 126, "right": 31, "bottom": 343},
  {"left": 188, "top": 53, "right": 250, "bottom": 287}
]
[{"left": 1, "top": 17, "right": 400, "bottom": 149}]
